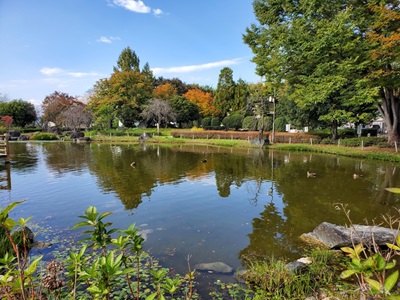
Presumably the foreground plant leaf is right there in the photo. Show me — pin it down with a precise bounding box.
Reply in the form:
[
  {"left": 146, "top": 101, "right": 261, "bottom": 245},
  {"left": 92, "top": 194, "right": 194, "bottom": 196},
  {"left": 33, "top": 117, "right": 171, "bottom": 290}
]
[{"left": 385, "top": 188, "right": 400, "bottom": 194}]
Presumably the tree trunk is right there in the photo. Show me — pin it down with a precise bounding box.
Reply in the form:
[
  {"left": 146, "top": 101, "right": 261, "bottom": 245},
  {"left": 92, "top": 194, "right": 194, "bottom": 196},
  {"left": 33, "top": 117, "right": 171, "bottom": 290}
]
[
  {"left": 378, "top": 87, "right": 400, "bottom": 145},
  {"left": 258, "top": 115, "right": 264, "bottom": 141},
  {"left": 331, "top": 120, "right": 338, "bottom": 140}
]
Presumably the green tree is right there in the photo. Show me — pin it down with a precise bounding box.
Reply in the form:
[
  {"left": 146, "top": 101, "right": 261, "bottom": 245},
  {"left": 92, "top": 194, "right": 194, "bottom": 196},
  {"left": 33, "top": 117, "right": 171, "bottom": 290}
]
[
  {"left": 141, "top": 62, "right": 155, "bottom": 87},
  {"left": 214, "top": 67, "right": 236, "bottom": 117},
  {"left": 233, "top": 79, "right": 249, "bottom": 112},
  {"left": 243, "top": 1, "right": 378, "bottom": 140},
  {"left": 89, "top": 71, "right": 152, "bottom": 128},
  {"left": 113, "top": 46, "right": 140, "bottom": 72},
  {"left": 246, "top": 83, "right": 271, "bottom": 140},
  {"left": 168, "top": 96, "right": 199, "bottom": 128},
  {"left": 88, "top": 48, "right": 153, "bottom": 129},
  {"left": 0, "top": 99, "right": 37, "bottom": 127}
]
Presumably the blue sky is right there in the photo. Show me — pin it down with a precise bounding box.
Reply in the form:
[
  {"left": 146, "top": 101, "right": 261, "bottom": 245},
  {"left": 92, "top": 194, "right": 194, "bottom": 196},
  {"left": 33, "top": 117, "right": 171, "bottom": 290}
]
[{"left": 0, "top": 0, "right": 259, "bottom": 107}]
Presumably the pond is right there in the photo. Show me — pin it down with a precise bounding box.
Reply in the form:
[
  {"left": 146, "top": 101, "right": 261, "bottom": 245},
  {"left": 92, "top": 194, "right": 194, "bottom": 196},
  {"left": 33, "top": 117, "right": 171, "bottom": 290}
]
[{"left": 1, "top": 141, "right": 400, "bottom": 293}]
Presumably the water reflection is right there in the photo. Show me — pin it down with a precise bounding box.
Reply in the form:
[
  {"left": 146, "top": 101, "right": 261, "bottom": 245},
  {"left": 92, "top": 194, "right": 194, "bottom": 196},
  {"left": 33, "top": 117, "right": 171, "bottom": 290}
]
[
  {"left": 0, "top": 164, "right": 11, "bottom": 190},
  {"left": 4, "top": 143, "right": 400, "bottom": 275},
  {"left": 42, "top": 142, "right": 92, "bottom": 175},
  {"left": 9, "top": 142, "right": 39, "bottom": 173}
]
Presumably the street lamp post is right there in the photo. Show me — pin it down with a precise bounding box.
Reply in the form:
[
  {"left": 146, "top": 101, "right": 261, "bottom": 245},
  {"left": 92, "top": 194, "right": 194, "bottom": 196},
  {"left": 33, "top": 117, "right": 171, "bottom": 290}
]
[{"left": 269, "top": 93, "right": 276, "bottom": 144}]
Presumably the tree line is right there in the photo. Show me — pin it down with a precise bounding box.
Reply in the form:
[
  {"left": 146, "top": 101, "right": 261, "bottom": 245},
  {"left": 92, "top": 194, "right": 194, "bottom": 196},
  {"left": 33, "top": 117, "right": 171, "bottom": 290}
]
[{"left": 1, "top": 0, "right": 399, "bottom": 143}]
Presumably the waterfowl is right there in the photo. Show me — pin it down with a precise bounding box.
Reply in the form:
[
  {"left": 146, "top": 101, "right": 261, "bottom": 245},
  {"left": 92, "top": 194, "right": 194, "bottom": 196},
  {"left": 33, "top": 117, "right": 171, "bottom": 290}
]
[
  {"left": 353, "top": 174, "right": 362, "bottom": 179},
  {"left": 201, "top": 159, "right": 207, "bottom": 163},
  {"left": 307, "top": 171, "right": 316, "bottom": 178},
  {"left": 130, "top": 162, "right": 137, "bottom": 167}
]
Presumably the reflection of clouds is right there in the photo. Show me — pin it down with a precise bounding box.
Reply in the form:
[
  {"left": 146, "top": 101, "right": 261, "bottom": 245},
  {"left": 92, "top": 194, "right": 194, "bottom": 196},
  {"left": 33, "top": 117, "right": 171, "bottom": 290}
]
[
  {"left": 186, "top": 174, "right": 216, "bottom": 186},
  {"left": 284, "top": 154, "right": 290, "bottom": 163},
  {"left": 110, "top": 146, "right": 122, "bottom": 156}
]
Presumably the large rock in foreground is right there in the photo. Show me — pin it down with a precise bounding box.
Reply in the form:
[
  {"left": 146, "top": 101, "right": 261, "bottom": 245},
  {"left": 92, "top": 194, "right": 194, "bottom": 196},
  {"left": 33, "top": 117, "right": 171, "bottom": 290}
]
[
  {"left": 194, "top": 262, "right": 233, "bottom": 274},
  {"left": 300, "top": 222, "right": 399, "bottom": 249}
]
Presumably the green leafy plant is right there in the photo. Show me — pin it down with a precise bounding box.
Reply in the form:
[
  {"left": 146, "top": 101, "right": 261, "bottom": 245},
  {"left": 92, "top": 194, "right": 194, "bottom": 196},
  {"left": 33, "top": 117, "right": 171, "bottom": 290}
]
[
  {"left": 0, "top": 201, "right": 43, "bottom": 300},
  {"left": 338, "top": 204, "right": 400, "bottom": 299},
  {"left": 1, "top": 203, "right": 198, "bottom": 300}
]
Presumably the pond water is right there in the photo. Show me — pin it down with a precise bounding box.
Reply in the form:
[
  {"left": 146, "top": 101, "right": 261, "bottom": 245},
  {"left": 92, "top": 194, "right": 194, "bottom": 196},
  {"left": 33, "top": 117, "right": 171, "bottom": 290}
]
[{"left": 1, "top": 142, "right": 400, "bottom": 293}]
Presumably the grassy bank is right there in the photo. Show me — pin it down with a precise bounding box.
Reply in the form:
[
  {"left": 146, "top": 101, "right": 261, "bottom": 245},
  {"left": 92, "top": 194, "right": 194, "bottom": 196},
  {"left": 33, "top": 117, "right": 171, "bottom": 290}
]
[
  {"left": 87, "top": 130, "right": 400, "bottom": 162},
  {"left": 271, "top": 143, "right": 400, "bottom": 162}
]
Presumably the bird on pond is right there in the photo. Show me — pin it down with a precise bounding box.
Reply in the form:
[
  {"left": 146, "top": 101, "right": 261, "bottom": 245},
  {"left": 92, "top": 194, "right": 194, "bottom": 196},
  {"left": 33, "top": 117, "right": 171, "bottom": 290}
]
[
  {"left": 307, "top": 171, "right": 317, "bottom": 178},
  {"left": 130, "top": 162, "right": 137, "bottom": 167},
  {"left": 201, "top": 159, "right": 207, "bottom": 163},
  {"left": 353, "top": 174, "right": 362, "bottom": 179}
]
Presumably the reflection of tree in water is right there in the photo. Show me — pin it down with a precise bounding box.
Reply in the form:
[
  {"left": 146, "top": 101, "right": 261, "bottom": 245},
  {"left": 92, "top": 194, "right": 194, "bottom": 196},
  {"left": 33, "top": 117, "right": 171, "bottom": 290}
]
[
  {"left": 239, "top": 201, "right": 294, "bottom": 262},
  {"left": 87, "top": 144, "right": 202, "bottom": 209},
  {"left": 214, "top": 154, "right": 249, "bottom": 197},
  {"left": 271, "top": 153, "right": 400, "bottom": 239},
  {"left": 238, "top": 152, "right": 400, "bottom": 265},
  {"left": 42, "top": 142, "right": 92, "bottom": 175},
  {"left": 366, "top": 164, "right": 400, "bottom": 206},
  {"left": 9, "top": 143, "right": 39, "bottom": 173}
]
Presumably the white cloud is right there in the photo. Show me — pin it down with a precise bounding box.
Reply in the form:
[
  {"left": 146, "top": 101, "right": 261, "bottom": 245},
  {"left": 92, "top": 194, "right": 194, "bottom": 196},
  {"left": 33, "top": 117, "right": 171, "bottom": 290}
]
[
  {"left": 97, "top": 36, "right": 120, "bottom": 44},
  {"left": 152, "top": 59, "right": 242, "bottom": 74},
  {"left": 40, "top": 67, "right": 102, "bottom": 78},
  {"left": 28, "top": 98, "right": 42, "bottom": 107},
  {"left": 153, "top": 8, "right": 163, "bottom": 16},
  {"left": 67, "top": 72, "right": 101, "bottom": 78},
  {"left": 113, "top": 0, "right": 151, "bottom": 13},
  {"left": 98, "top": 36, "right": 112, "bottom": 43},
  {"left": 40, "top": 67, "right": 64, "bottom": 76}
]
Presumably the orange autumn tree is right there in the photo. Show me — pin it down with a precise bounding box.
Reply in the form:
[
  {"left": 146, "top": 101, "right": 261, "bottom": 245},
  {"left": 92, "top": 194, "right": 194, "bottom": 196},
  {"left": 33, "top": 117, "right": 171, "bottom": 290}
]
[
  {"left": 184, "top": 88, "right": 218, "bottom": 117},
  {"left": 153, "top": 83, "right": 177, "bottom": 100},
  {"left": 42, "top": 91, "right": 76, "bottom": 129},
  {"left": 367, "top": 3, "right": 400, "bottom": 144}
]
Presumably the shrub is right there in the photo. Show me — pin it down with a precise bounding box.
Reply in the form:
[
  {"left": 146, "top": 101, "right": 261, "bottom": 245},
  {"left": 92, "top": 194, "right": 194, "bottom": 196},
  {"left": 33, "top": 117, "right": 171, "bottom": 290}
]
[
  {"left": 201, "top": 117, "right": 212, "bottom": 128},
  {"left": 222, "top": 114, "right": 243, "bottom": 130},
  {"left": 20, "top": 127, "right": 42, "bottom": 133},
  {"left": 309, "top": 129, "right": 331, "bottom": 139},
  {"left": 361, "top": 128, "right": 378, "bottom": 137},
  {"left": 340, "top": 137, "right": 387, "bottom": 147},
  {"left": 338, "top": 128, "right": 357, "bottom": 139},
  {"left": 242, "top": 116, "right": 257, "bottom": 131},
  {"left": 32, "top": 133, "right": 58, "bottom": 140},
  {"left": 211, "top": 117, "right": 220, "bottom": 127},
  {"left": 320, "top": 138, "right": 337, "bottom": 145}
]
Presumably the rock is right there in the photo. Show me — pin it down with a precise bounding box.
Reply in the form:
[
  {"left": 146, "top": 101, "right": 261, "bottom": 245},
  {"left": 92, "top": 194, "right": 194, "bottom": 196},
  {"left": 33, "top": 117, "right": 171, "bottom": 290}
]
[
  {"left": 138, "top": 132, "right": 151, "bottom": 142},
  {"left": 250, "top": 138, "right": 269, "bottom": 147},
  {"left": 17, "top": 135, "right": 29, "bottom": 141},
  {"left": 77, "top": 137, "right": 91, "bottom": 143},
  {"left": 70, "top": 130, "right": 84, "bottom": 139},
  {"left": 194, "top": 261, "right": 233, "bottom": 274},
  {"left": 33, "top": 241, "right": 53, "bottom": 249},
  {"left": 8, "top": 130, "right": 20, "bottom": 140},
  {"left": 300, "top": 222, "right": 399, "bottom": 249},
  {"left": 285, "top": 261, "right": 308, "bottom": 274}
]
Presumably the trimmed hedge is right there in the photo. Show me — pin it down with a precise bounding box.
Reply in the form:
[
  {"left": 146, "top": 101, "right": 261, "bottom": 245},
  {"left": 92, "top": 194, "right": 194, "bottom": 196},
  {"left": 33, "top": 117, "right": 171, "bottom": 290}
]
[
  {"left": 171, "top": 130, "right": 269, "bottom": 140},
  {"left": 339, "top": 137, "right": 387, "bottom": 147},
  {"left": 32, "top": 133, "right": 58, "bottom": 140}
]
